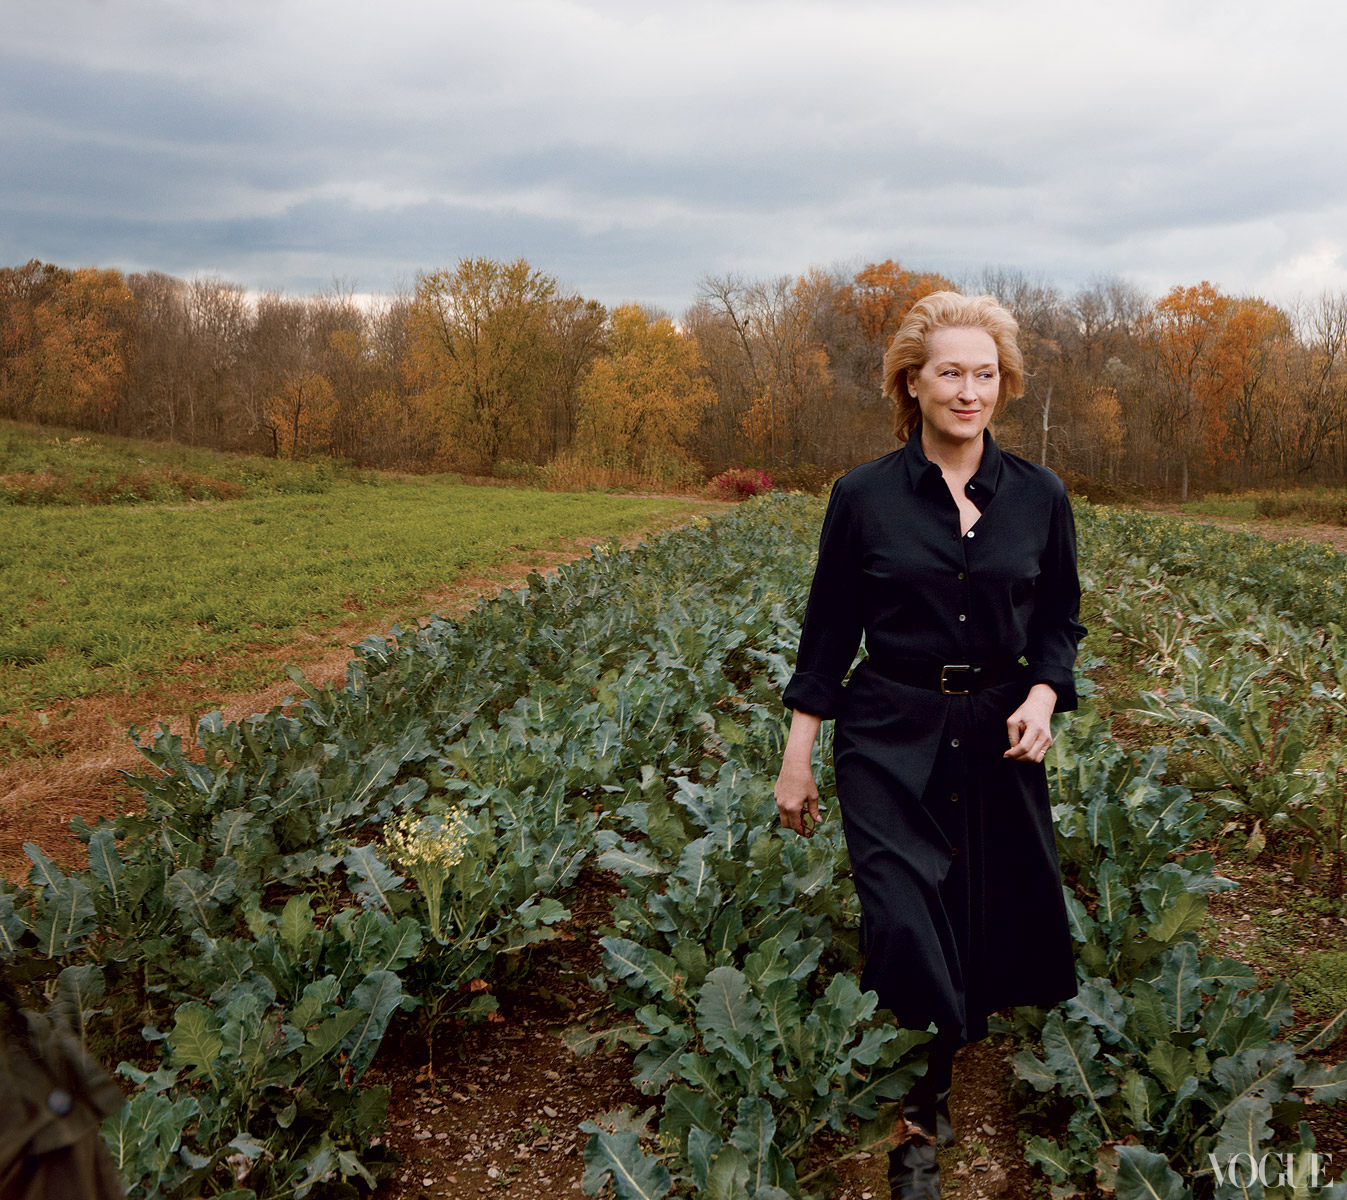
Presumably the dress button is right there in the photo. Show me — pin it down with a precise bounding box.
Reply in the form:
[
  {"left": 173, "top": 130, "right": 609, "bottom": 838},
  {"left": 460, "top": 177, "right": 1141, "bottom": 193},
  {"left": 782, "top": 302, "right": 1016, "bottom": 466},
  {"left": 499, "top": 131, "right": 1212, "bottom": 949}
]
[
  {"left": 951, "top": 846, "right": 960, "bottom": 856},
  {"left": 47, "top": 1089, "right": 73, "bottom": 1116},
  {"left": 966, "top": 530, "right": 975, "bottom": 538},
  {"left": 958, "top": 614, "right": 966, "bottom": 622},
  {"left": 950, "top": 738, "right": 960, "bottom": 748},
  {"left": 958, "top": 572, "right": 965, "bottom": 579},
  {"left": 950, "top": 792, "right": 959, "bottom": 803}
]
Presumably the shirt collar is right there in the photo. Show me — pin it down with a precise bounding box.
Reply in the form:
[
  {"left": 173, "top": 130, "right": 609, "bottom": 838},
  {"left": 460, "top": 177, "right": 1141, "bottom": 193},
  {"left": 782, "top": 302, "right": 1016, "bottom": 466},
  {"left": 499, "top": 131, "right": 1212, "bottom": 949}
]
[{"left": 902, "top": 421, "right": 1004, "bottom": 502}]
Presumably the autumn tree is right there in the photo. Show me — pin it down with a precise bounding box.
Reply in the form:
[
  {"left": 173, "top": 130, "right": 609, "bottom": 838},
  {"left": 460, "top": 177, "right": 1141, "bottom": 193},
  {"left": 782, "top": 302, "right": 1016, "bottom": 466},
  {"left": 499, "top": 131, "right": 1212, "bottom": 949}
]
[
  {"left": 10, "top": 252, "right": 1347, "bottom": 491},
  {"left": 307, "top": 284, "right": 373, "bottom": 460},
  {"left": 1072, "top": 385, "right": 1125, "bottom": 477},
  {"left": 681, "top": 296, "right": 756, "bottom": 468},
  {"left": 959, "top": 268, "right": 1066, "bottom": 464},
  {"left": 539, "top": 292, "right": 607, "bottom": 458},
  {"left": 1205, "top": 297, "right": 1292, "bottom": 475},
  {"left": 0, "top": 264, "right": 133, "bottom": 429},
  {"left": 320, "top": 299, "right": 435, "bottom": 469},
  {"left": 410, "top": 257, "right": 558, "bottom": 470},
  {"left": 124, "top": 270, "right": 191, "bottom": 440},
  {"left": 365, "top": 291, "right": 439, "bottom": 467},
  {"left": 0, "top": 260, "right": 70, "bottom": 419},
  {"left": 1066, "top": 277, "right": 1149, "bottom": 376},
  {"left": 573, "top": 304, "right": 712, "bottom": 472},
  {"left": 263, "top": 370, "right": 336, "bottom": 457},
  {"left": 694, "top": 271, "right": 842, "bottom": 469},
  {"left": 1270, "top": 292, "right": 1347, "bottom": 477},
  {"left": 840, "top": 259, "right": 953, "bottom": 399},
  {"left": 185, "top": 276, "right": 250, "bottom": 443},
  {"left": 239, "top": 291, "right": 312, "bottom": 452},
  {"left": 1143, "top": 281, "right": 1231, "bottom": 498}
]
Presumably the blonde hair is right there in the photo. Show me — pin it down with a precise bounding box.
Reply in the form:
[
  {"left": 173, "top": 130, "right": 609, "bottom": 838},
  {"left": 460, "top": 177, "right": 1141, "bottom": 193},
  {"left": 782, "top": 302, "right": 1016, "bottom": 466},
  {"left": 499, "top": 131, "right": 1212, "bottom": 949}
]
[{"left": 882, "top": 291, "right": 1026, "bottom": 441}]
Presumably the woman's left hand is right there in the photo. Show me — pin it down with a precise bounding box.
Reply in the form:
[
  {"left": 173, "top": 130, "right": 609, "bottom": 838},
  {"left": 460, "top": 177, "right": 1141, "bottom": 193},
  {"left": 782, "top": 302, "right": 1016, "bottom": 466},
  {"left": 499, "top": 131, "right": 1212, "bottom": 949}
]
[{"left": 1004, "top": 683, "right": 1057, "bottom": 762}]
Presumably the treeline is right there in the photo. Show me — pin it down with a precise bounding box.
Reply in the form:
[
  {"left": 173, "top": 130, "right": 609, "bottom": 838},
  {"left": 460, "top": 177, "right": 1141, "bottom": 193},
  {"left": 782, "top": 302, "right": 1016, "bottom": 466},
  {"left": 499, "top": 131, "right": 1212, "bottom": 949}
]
[{"left": 3, "top": 256, "right": 1347, "bottom": 496}]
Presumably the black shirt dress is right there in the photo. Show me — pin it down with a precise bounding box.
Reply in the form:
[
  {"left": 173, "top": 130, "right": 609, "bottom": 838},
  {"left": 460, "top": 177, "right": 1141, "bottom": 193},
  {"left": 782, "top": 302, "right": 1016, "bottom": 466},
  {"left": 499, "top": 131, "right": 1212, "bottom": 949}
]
[{"left": 782, "top": 426, "right": 1086, "bottom": 1044}]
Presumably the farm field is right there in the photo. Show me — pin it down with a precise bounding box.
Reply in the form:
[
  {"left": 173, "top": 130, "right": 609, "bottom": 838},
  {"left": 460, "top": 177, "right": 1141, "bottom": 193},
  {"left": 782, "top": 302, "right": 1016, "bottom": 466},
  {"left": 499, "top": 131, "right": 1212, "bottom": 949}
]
[
  {"left": 1, "top": 478, "right": 1345, "bottom": 1200},
  {"left": 0, "top": 482, "right": 701, "bottom": 721},
  {"left": 0, "top": 423, "right": 726, "bottom": 873}
]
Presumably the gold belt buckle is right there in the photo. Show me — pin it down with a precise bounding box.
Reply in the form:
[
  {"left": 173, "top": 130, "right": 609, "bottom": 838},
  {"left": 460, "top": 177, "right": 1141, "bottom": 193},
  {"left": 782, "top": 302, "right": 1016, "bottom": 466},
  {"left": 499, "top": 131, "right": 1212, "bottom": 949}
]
[{"left": 940, "top": 664, "right": 973, "bottom": 695}]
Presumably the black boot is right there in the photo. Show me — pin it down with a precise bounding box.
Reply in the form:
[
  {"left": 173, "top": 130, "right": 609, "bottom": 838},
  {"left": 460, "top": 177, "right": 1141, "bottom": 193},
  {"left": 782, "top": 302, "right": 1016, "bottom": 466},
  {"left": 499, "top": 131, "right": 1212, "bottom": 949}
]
[
  {"left": 902, "top": 1058, "right": 954, "bottom": 1145},
  {"left": 927, "top": 1084, "right": 954, "bottom": 1146},
  {"left": 888, "top": 1051, "right": 954, "bottom": 1197},
  {"left": 888, "top": 1135, "right": 940, "bottom": 1200}
]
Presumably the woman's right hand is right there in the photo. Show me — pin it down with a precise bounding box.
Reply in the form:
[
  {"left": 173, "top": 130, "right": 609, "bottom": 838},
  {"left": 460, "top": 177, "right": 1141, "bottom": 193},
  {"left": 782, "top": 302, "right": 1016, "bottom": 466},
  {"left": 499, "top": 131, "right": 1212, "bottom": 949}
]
[{"left": 774, "top": 757, "right": 821, "bottom": 838}]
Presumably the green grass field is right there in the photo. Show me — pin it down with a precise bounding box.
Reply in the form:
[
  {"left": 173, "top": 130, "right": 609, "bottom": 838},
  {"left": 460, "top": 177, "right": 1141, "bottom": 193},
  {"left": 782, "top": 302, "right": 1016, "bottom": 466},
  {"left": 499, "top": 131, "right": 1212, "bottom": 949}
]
[
  {"left": 0, "top": 419, "right": 358, "bottom": 504},
  {"left": 1181, "top": 485, "right": 1347, "bottom": 524},
  {"left": 0, "top": 426, "right": 705, "bottom": 757}
]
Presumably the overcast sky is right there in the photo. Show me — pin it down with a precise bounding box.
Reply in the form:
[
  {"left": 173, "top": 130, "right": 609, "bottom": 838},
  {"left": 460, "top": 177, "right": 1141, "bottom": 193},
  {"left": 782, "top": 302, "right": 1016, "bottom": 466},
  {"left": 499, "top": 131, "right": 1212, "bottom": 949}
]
[{"left": 6, "top": 0, "right": 1347, "bottom": 314}]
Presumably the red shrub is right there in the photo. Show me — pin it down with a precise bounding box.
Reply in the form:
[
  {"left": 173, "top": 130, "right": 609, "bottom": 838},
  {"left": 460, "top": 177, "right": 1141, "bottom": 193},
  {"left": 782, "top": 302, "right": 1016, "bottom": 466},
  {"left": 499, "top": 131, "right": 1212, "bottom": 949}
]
[{"left": 706, "top": 467, "right": 773, "bottom": 500}]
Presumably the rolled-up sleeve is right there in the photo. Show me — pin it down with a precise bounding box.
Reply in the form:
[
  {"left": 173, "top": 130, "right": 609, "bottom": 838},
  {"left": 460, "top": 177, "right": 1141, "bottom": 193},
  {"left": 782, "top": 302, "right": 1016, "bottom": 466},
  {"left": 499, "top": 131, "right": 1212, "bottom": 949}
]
[
  {"left": 782, "top": 479, "right": 864, "bottom": 719},
  {"left": 1024, "top": 489, "right": 1087, "bottom": 711}
]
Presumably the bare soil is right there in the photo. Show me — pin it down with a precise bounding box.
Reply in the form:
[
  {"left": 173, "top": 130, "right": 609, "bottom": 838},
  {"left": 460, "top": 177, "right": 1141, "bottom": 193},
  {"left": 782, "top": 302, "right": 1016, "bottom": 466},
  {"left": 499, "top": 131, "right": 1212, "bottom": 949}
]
[
  {"left": 361, "top": 870, "right": 1041, "bottom": 1200},
  {"left": 363, "top": 871, "right": 651, "bottom": 1200}
]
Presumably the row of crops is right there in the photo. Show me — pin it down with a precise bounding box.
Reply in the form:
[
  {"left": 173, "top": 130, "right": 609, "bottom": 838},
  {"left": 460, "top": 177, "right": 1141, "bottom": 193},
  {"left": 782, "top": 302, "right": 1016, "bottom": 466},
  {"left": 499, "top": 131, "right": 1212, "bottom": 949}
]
[{"left": 1, "top": 495, "right": 1345, "bottom": 1198}]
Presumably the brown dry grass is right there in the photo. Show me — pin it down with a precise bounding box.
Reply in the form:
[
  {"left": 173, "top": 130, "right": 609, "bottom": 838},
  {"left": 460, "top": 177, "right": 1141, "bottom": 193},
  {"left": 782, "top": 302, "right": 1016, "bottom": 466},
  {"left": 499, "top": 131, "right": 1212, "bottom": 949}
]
[
  {"left": 0, "top": 469, "right": 56, "bottom": 487},
  {"left": 0, "top": 500, "right": 730, "bottom": 880}
]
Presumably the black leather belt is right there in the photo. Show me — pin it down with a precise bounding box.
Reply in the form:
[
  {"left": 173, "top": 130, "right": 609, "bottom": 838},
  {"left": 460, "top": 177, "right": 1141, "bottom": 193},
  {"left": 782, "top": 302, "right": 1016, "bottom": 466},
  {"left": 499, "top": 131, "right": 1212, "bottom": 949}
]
[{"left": 868, "top": 659, "right": 1023, "bottom": 695}]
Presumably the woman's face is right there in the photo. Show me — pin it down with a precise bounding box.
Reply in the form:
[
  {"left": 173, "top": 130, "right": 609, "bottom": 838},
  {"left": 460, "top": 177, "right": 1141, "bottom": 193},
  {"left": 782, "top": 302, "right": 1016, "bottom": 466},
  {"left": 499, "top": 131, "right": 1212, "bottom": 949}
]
[{"left": 909, "top": 326, "right": 1000, "bottom": 449}]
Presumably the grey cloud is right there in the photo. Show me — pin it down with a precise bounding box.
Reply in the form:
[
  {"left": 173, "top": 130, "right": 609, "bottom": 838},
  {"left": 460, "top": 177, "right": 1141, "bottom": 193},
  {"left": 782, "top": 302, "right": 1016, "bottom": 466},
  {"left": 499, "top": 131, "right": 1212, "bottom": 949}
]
[
  {"left": 0, "top": 189, "right": 717, "bottom": 312},
  {"left": 6, "top": 0, "right": 1347, "bottom": 308},
  {"left": 0, "top": 53, "right": 268, "bottom": 150}
]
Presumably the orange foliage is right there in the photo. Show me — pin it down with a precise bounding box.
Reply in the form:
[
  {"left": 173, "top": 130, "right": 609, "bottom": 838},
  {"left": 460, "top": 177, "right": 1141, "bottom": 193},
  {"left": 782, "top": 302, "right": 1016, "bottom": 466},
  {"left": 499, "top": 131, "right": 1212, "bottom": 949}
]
[
  {"left": 2, "top": 266, "right": 134, "bottom": 428},
  {"left": 6, "top": 253, "right": 1347, "bottom": 491},
  {"left": 1151, "top": 282, "right": 1228, "bottom": 375},
  {"left": 264, "top": 371, "right": 335, "bottom": 458},
  {"left": 410, "top": 257, "right": 558, "bottom": 469},
  {"left": 843, "top": 260, "right": 954, "bottom": 352},
  {"left": 576, "top": 305, "right": 713, "bottom": 467},
  {"left": 1147, "top": 282, "right": 1232, "bottom": 478},
  {"left": 1205, "top": 298, "right": 1291, "bottom": 461}
]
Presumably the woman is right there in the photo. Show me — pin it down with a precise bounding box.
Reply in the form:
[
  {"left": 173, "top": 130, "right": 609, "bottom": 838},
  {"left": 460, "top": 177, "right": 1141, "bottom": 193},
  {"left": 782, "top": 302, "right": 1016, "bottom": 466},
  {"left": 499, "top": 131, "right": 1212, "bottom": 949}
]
[{"left": 774, "top": 291, "right": 1085, "bottom": 1200}]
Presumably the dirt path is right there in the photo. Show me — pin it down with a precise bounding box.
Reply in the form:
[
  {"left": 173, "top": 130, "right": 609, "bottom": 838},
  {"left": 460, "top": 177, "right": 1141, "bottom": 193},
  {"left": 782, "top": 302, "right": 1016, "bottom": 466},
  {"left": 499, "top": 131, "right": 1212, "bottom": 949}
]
[
  {"left": 364, "top": 865, "right": 1037, "bottom": 1200},
  {"left": 0, "top": 501, "right": 727, "bottom": 879}
]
